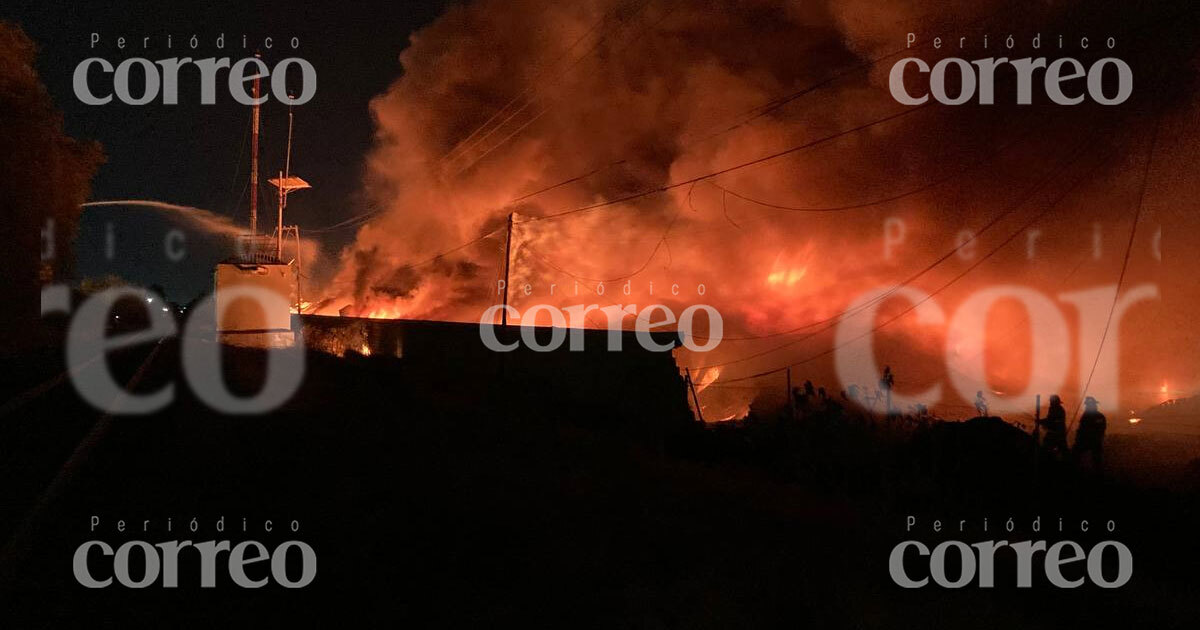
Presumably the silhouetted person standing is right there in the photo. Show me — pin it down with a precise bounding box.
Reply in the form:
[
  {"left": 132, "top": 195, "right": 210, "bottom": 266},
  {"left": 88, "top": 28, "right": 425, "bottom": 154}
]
[
  {"left": 974, "top": 390, "right": 989, "bottom": 417},
  {"left": 796, "top": 380, "right": 814, "bottom": 408},
  {"left": 1039, "top": 395, "right": 1069, "bottom": 458},
  {"left": 880, "top": 366, "right": 895, "bottom": 414},
  {"left": 1074, "top": 396, "right": 1107, "bottom": 471}
]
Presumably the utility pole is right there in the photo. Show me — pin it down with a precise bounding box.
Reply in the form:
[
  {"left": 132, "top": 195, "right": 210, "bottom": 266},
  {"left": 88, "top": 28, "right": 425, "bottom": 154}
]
[
  {"left": 882, "top": 366, "right": 895, "bottom": 416},
  {"left": 786, "top": 367, "right": 794, "bottom": 421},
  {"left": 293, "top": 228, "right": 303, "bottom": 312},
  {"left": 501, "top": 212, "right": 514, "bottom": 326},
  {"left": 249, "top": 53, "right": 261, "bottom": 236},
  {"left": 276, "top": 170, "right": 285, "bottom": 260},
  {"left": 1032, "top": 393, "right": 1042, "bottom": 473},
  {"left": 685, "top": 367, "right": 704, "bottom": 423}
]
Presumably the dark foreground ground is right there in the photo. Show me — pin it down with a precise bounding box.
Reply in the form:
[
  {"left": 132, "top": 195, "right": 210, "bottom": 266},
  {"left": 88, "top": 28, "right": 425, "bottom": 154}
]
[{"left": 1, "top": 336, "right": 1198, "bottom": 629}]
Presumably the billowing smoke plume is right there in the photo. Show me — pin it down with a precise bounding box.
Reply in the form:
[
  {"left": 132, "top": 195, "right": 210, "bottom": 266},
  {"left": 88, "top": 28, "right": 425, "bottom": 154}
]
[{"left": 320, "top": 0, "right": 1200, "bottom": 418}]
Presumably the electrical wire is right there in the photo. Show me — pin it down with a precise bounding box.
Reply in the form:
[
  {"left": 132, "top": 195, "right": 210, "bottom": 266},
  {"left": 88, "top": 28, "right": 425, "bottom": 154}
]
[
  {"left": 681, "top": 127, "right": 1090, "bottom": 344},
  {"left": 440, "top": 1, "right": 612, "bottom": 166},
  {"left": 703, "top": 121, "right": 1036, "bottom": 213},
  {"left": 305, "top": 206, "right": 383, "bottom": 233},
  {"left": 502, "top": 4, "right": 1010, "bottom": 208},
  {"left": 1069, "top": 114, "right": 1162, "bottom": 429},
  {"left": 400, "top": 227, "right": 507, "bottom": 269},
  {"left": 701, "top": 133, "right": 1108, "bottom": 382},
  {"left": 449, "top": 0, "right": 660, "bottom": 176},
  {"left": 517, "top": 102, "right": 934, "bottom": 224}
]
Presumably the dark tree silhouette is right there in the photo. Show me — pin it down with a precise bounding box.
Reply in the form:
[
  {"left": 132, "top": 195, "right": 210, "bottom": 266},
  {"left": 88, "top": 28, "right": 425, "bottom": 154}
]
[{"left": 0, "top": 21, "right": 103, "bottom": 354}]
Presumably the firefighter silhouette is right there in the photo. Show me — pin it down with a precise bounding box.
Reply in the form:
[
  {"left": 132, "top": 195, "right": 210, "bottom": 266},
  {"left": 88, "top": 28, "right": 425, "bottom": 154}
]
[
  {"left": 1073, "top": 396, "right": 1107, "bottom": 471},
  {"left": 1038, "top": 394, "right": 1069, "bottom": 458}
]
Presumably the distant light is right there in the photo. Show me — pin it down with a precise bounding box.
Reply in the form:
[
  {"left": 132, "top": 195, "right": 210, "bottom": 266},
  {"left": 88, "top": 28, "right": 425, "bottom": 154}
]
[
  {"left": 162, "top": 307, "right": 169, "bottom": 312},
  {"left": 146, "top": 297, "right": 154, "bottom": 303},
  {"left": 1128, "top": 417, "right": 1142, "bottom": 425}
]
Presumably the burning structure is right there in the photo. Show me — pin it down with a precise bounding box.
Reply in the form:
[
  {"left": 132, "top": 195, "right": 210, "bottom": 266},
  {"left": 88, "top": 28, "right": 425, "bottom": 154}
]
[
  {"left": 301, "top": 314, "right": 695, "bottom": 429},
  {"left": 195, "top": 0, "right": 1198, "bottom": 422},
  {"left": 204, "top": 32, "right": 699, "bottom": 427},
  {"left": 302, "top": 0, "right": 1198, "bottom": 421}
]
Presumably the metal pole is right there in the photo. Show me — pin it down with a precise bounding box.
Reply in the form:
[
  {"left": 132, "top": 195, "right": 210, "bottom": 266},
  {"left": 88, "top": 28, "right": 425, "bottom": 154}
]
[
  {"left": 249, "top": 54, "right": 260, "bottom": 235},
  {"left": 501, "top": 212, "right": 513, "bottom": 326},
  {"left": 279, "top": 97, "right": 295, "bottom": 260},
  {"left": 294, "top": 228, "right": 303, "bottom": 312},
  {"left": 786, "top": 367, "right": 794, "bottom": 420},
  {"left": 277, "top": 171, "right": 284, "bottom": 260},
  {"left": 285, "top": 97, "right": 294, "bottom": 181},
  {"left": 1033, "top": 393, "right": 1042, "bottom": 476},
  {"left": 685, "top": 367, "right": 704, "bottom": 423}
]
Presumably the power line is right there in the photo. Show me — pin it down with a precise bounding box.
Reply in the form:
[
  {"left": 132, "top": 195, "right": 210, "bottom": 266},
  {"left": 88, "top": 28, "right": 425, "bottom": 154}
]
[
  {"left": 507, "top": 124, "right": 1083, "bottom": 349},
  {"left": 703, "top": 133, "right": 1108, "bottom": 382},
  {"left": 681, "top": 128, "right": 1090, "bottom": 345},
  {"left": 526, "top": 110, "right": 1041, "bottom": 254},
  {"left": 501, "top": 5, "right": 1009, "bottom": 209},
  {"left": 944, "top": 251, "right": 1091, "bottom": 386},
  {"left": 716, "top": 148, "right": 1106, "bottom": 385},
  {"left": 440, "top": 2, "right": 612, "bottom": 166},
  {"left": 493, "top": 0, "right": 1182, "bottom": 230},
  {"left": 305, "top": 206, "right": 383, "bottom": 233},
  {"left": 452, "top": 107, "right": 552, "bottom": 177},
  {"left": 499, "top": 53, "right": 911, "bottom": 211},
  {"left": 936, "top": 131, "right": 1152, "bottom": 381},
  {"left": 1070, "top": 113, "right": 1162, "bottom": 428},
  {"left": 449, "top": 0, "right": 661, "bottom": 176},
  {"left": 522, "top": 0, "right": 1184, "bottom": 217},
  {"left": 401, "top": 227, "right": 507, "bottom": 269},
  {"left": 517, "top": 119, "right": 1068, "bottom": 345},
  {"left": 517, "top": 102, "right": 934, "bottom": 224},
  {"left": 524, "top": 234, "right": 667, "bottom": 285},
  {"left": 703, "top": 116, "right": 1039, "bottom": 213},
  {"left": 520, "top": 185, "right": 686, "bottom": 284},
  {"left": 509, "top": 161, "right": 630, "bottom": 204}
]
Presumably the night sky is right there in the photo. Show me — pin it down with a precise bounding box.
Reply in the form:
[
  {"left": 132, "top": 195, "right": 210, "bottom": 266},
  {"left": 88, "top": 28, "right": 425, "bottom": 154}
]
[{"left": 5, "top": 0, "right": 449, "bottom": 302}]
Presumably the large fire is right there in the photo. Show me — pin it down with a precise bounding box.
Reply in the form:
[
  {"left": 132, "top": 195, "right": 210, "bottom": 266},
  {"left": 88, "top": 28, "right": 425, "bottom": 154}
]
[
  {"left": 305, "top": 0, "right": 1198, "bottom": 419},
  {"left": 766, "top": 267, "right": 807, "bottom": 288}
]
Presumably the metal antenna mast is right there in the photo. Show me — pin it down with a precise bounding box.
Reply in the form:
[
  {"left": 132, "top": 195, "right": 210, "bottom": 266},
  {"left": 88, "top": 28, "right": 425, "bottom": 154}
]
[
  {"left": 269, "top": 96, "right": 310, "bottom": 258},
  {"left": 277, "top": 97, "right": 296, "bottom": 259},
  {"left": 268, "top": 94, "right": 311, "bottom": 315},
  {"left": 249, "top": 53, "right": 261, "bottom": 235}
]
